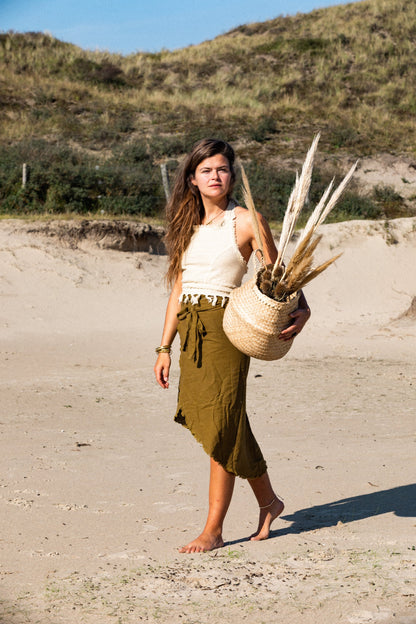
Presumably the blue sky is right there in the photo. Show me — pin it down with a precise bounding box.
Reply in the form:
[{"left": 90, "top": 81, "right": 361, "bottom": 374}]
[{"left": 0, "top": 0, "right": 358, "bottom": 55}]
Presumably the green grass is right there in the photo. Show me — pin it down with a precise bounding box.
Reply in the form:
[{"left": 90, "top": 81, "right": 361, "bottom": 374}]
[
  {"left": 1, "top": 0, "right": 416, "bottom": 218},
  {"left": 2, "top": 0, "right": 416, "bottom": 156}
]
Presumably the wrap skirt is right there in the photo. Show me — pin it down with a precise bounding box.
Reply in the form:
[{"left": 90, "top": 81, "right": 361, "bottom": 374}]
[{"left": 175, "top": 296, "right": 267, "bottom": 479}]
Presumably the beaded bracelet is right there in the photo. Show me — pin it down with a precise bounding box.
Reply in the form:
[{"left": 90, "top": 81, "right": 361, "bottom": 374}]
[{"left": 155, "top": 345, "right": 171, "bottom": 354}]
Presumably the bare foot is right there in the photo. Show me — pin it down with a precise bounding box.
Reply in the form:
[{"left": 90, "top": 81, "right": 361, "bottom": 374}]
[
  {"left": 250, "top": 497, "right": 284, "bottom": 541},
  {"left": 179, "top": 532, "right": 224, "bottom": 554}
]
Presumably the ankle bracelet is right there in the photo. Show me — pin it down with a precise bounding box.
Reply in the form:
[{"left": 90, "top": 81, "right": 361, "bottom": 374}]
[{"left": 259, "top": 496, "right": 277, "bottom": 510}]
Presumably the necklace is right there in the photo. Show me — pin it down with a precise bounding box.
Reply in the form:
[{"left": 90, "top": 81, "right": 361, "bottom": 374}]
[{"left": 204, "top": 209, "right": 224, "bottom": 226}]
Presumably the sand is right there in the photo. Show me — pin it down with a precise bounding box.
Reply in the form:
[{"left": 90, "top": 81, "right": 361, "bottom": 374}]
[{"left": 1, "top": 217, "right": 415, "bottom": 624}]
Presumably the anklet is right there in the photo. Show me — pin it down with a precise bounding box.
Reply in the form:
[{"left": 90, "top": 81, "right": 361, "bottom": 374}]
[{"left": 259, "top": 496, "right": 277, "bottom": 510}]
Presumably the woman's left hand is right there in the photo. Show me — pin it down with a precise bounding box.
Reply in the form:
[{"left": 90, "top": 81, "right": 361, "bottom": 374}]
[{"left": 279, "top": 306, "right": 311, "bottom": 341}]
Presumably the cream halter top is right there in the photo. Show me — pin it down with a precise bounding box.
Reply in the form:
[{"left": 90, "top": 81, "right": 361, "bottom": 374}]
[{"left": 180, "top": 201, "right": 248, "bottom": 305}]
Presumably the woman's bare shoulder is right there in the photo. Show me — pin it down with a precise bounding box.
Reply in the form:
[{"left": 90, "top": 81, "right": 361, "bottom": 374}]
[
  {"left": 234, "top": 205, "right": 267, "bottom": 226},
  {"left": 233, "top": 204, "right": 246, "bottom": 215}
]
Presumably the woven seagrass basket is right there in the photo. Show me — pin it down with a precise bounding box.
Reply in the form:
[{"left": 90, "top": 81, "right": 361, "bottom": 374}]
[
  {"left": 222, "top": 136, "right": 356, "bottom": 361},
  {"left": 223, "top": 275, "right": 300, "bottom": 361}
]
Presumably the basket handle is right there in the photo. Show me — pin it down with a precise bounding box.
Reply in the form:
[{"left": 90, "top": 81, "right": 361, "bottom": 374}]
[{"left": 254, "top": 247, "right": 265, "bottom": 268}]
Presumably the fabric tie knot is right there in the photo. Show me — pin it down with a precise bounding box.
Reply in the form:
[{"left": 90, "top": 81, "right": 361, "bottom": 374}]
[{"left": 177, "top": 304, "right": 207, "bottom": 366}]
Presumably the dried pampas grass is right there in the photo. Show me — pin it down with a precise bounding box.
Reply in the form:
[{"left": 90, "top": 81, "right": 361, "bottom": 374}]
[{"left": 241, "top": 134, "right": 357, "bottom": 302}]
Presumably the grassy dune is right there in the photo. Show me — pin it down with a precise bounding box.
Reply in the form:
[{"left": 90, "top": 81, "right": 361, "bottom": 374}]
[{"left": 0, "top": 0, "right": 415, "bottom": 219}]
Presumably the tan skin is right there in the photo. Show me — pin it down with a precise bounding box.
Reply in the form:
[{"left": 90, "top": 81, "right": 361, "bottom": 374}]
[{"left": 154, "top": 154, "right": 311, "bottom": 553}]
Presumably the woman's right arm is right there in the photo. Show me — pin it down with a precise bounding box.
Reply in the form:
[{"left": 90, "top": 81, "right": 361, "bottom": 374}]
[{"left": 153, "top": 272, "right": 182, "bottom": 389}]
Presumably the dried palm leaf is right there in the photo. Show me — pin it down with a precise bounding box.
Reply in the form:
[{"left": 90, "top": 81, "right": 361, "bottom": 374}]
[
  {"left": 289, "top": 264, "right": 313, "bottom": 286},
  {"left": 273, "top": 252, "right": 341, "bottom": 301},
  {"left": 275, "top": 174, "right": 299, "bottom": 269},
  {"left": 284, "top": 252, "right": 314, "bottom": 287},
  {"left": 297, "top": 161, "right": 358, "bottom": 249},
  {"left": 274, "top": 133, "right": 320, "bottom": 276},
  {"left": 241, "top": 135, "right": 356, "bottom": 305},
  {"left": 240, "top": 162, "right": 263, "bottom": 258},
  {"left": 298, "top": 179, "right": 334, "bottom": 243},
  {"left": 293, "top": 253, "right": 343, "bottom": 291},
  {"left": 316, "top": 160, "right": 358, "bottom": 226},
  {"left": 283, "top": 231, "right": 322, "bottom": 280}
]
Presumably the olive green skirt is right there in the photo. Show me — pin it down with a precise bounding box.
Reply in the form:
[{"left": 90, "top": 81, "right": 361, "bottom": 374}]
[{"left": 175, "top": 296, "right": 267, "bottom": 479}]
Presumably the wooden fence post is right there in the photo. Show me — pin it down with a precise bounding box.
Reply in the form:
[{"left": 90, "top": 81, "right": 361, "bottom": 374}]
[
  {"left": 22, "top": 163, "right": 29, "bottom": 188},
  {"left": 160, "top": 163, "right": 170, "bottom": 201}
]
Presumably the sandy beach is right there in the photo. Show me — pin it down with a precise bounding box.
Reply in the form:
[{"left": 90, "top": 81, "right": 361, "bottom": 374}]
[{"left": 1, "top": 217, "right": 415, "bottom": 624}]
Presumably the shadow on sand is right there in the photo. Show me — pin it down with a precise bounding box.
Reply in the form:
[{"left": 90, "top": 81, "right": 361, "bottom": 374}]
[
  {"left": 225, "top": 483, "right": 415, "bottom": 546},
  {"left": 273, "top": 483, "right": 416, "bottom": 537}
]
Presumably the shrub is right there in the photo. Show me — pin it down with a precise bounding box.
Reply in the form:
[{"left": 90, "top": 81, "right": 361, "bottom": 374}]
[
  {"left": 328, "top": 125, "right": 362, "bottom": 149},
  {"left": 0, "top": 138, "right": 395, "bottom": 222},
  {"left": 234, "top": 161, "right": 296, "bottom": 221},
  {"left": 150, "top": 134, "right": 186, "bottom": 159},
  {"left": 0, "top": 139, "right": 165, "bottom": 216},
  {"left": 113, "top": 140, "right": 150, "bottom": 164},
  {"left": 248, "top": 116, "right": 278, "bottom": 142},
  {"left": 69, "top": 57, "right": 126, "bottom": 86},
  {"left": 233, "top": 161, "right": 382, "bottom": 224},
  {"left": 372, "top": 185, "right": 406, "bottom": 218},
  {"left": 318, "top": 191, "right": 382, "bottom": 222}
]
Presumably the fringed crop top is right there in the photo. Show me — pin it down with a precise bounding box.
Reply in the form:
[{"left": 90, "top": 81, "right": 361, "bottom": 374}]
[{"left": 180, "top": 201, "right": 248, "bottom": 306}]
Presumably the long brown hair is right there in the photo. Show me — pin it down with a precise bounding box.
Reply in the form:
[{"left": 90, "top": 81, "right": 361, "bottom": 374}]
[{"left": 165, "top": 138, "right": 236, "bottom": 287}]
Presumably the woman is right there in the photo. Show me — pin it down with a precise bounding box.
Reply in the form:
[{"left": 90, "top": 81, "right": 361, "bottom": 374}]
[{"left": 154, "top": 138, "right": 310, "bottom": 553}]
